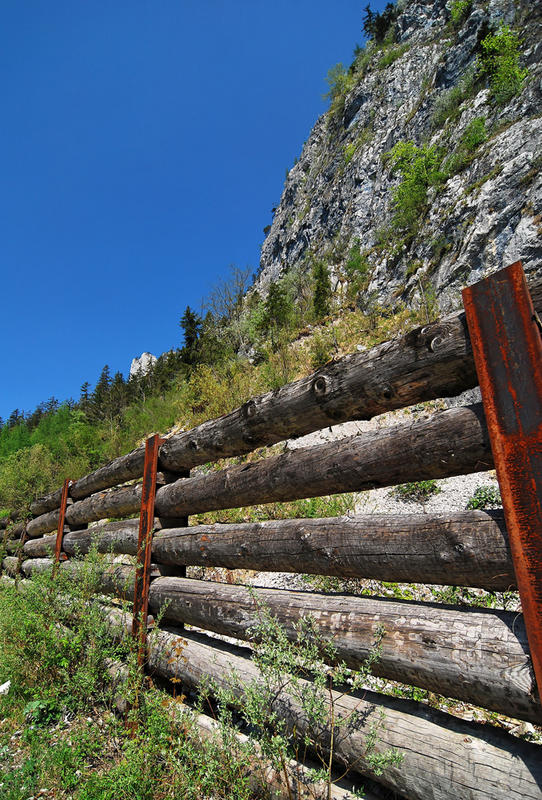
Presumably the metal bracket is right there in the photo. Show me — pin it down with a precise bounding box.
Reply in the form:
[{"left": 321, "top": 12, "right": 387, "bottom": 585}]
[
  {"left": 463, "top": 261, "right": 542, "bottom": 698},
  {"left": 132, "top": 434, "right": 164, "bottom": 668}
]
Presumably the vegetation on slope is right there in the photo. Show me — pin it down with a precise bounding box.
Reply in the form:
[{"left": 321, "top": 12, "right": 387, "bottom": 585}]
[{"left": 0, "top": 256, "right": 425, "bottom": 521}]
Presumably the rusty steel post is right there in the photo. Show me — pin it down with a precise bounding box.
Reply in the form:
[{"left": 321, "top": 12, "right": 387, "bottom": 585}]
[
  {"left": 15, "top": 524, "right": 29, "bottom": 580},
  {"left": 463, "top": 261, "right": 542, "bottom": 698},
  {"left": 53, "top": 478, "right": 71, "bottom": 575},
  {"left": 132, "top": 433, "right": 164, "bottom": 667}
]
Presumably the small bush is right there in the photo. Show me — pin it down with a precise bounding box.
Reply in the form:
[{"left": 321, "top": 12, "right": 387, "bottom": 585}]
[
  {"left": 324, "top": 63, "right": 356, "bottom": 117},
  {"left": 445, "top": 116, "right": 487, "bottom": 175},
  {"left": 480, "top": 24, "right": 528, "bottom": 104},
  {"left": 344, "top": 239, "right": 371, "bottom": 298},
  {"left": 393, "top": 479, "right": 441, "bottom": 503},
  {"left": 378, "top": 43, "right": 409, "bottom": 70},
  {"left": 312, "top": 260, "right": 332, "bottom": 319},
  {"left": 431, "top": 67, "right": 477, "bottom": 130},
  {"left": 309, "top": 330, "right": 335, "bottom": 369},
  {"left": 385, "top": 141, "right": 444, "bottom": 233},
  {"left": 466, "top": 485, "right": 502, "bottom": 509},
  {"left": 450, "top": 0, "right": 472, "bottom": 26},
  {"left": 204, "top": 602, "right": 403, "bottom": 797}
]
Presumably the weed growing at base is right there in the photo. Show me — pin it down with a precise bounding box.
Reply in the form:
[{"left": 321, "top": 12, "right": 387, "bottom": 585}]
[
  {"left": 202, "top": 598, "right": 403, "bottom": 799},
  {"left": 466, "top": 485, "right": 502, "bottom": 509},
  {"left": 393, "top": 479, "right": 441, "bottom": 504},
  {"left": 0, "top": 559, "right": 265, "bottom": 799}
]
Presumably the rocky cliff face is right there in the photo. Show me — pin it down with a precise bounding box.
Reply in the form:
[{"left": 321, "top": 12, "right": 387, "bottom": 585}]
[{"left": 257, "top": 0, "right": 541, "bottom": 312}]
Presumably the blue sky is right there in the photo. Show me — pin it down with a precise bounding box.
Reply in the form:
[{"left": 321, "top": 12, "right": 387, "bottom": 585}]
[{"left": 0, "top": 0, "right": 389, "bottom": 421}]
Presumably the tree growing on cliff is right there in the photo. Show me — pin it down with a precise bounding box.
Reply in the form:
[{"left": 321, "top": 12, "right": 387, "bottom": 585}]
[
  {"left": 312, "top": 261, "right": 331, "bottom": 319},
  {"left": 363, "top": 3, "right": 398, "bottom": 44},
  {"left": 180, "top": 306, "right": 202, "bottom": 365}
]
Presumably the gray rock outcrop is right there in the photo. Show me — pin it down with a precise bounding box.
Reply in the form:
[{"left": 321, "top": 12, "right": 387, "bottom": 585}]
[
  {"left": 129, "top": 352, "right": 157, "bottom": 378},
  {"left": 257, "top": 0, "right": 542, "bottom": 312}
]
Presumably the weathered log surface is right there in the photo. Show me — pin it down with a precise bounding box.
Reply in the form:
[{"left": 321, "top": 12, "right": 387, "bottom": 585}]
[
  {"left": 21, "top": 557, "right": 537, "bottom": 722},
  {"left": 27, "top": 278, "right": 542, "bottom": 518},
  {"left": 27, "top": 403, "right": 493, "bottom": 537},
  {"left": 52, "top": 510, "right": 516, "bottom": 590},
  {"left": 139, "top": 621, "right": 542, "bottom": 800},
  {"left": 24, "top": 518, "right": 145, "bottom": 557},
  {"left": 155, "top": 402, "right": 493, "bottom": 519},
  {"left": 30, "top": 447, "right": 147, "bottom": 516},
  {"left": 5, "top": 539, "right": 22, "bottom": 555},
  {"left": 4, "top": 522, "right": 26, "bottom": 540},
  {"left": 149, "top": 576, "right": 540, "bottom": 724},
  {"left": 2, "top": 557, "right": 19, "bottom": 576}
]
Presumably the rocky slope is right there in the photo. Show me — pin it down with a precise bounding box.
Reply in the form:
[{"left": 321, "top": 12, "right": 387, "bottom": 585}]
[{"left": 257, "top": 0, "right": 542, "bottom": 312}]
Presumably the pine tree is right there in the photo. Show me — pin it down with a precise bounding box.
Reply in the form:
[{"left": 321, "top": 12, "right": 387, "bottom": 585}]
[
  {"left": 312, "top": 261, "right": 332, "bottom": 319},
  {"left": 180, "top": 306, "right": 202, "bottom": 365}
]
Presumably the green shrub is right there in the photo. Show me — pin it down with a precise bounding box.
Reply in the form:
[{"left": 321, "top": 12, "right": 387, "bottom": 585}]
[
  {"left": 450, "top": 0, "right": 472, "bottom": 26},
  {"left": 393, "top": 479, "right": 441, "bottom": 503},
  {"left": 324, "top": 63, "right": 356, "bottom": 117},
  {"left": 0, "top": 555, "right": 124, "bottom": 715},
  {"left": 445, "top": 116, "right": 487, "bottom": 175},
  {"left": 344, "top": 240, "right": 371, "bottom": 298},
  {"left": 309, "top": 329, "right": 335, "bottom": 369},
  {"left": 203, "top": 602, "right": 403, "bottom": 797},
  {"left": 312, "top": 260, "right": 332, "bottom": 319},
  {"left": 385, "top": 141, "right": 444, "bottom": 233},
  {"left": 378, "top": 43, "right": 409, "bottom": 70},
  {"left": 343, "top": 140, "right": 358, "bottom": 164},
  {"left": 466, "top": 485, "right": 502, "bottom": 509},
  {"left": 480, "top": 24, "right": 528, "bottom": 104},
  {"left": 431, "top": 67, "right": 477, "bottom": 130}
]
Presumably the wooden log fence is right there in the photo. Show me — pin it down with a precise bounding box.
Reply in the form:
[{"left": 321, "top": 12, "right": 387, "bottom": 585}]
[{"left": 4, "top": 263, "right": 542, "bottom": 799}]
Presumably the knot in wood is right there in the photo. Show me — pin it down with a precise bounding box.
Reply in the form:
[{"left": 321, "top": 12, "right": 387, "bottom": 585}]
[
  {"left": 243, "top": 400, "right": 257, "bottom": 419},
  {"left": 382, "top": 385, "right": 393, "bottom": 400},
  {"left": 312, "top": 374, "right": 329, "bottom": 397},
  {"left": 188, "top": 439, "right": 199, "bottom": 451}
]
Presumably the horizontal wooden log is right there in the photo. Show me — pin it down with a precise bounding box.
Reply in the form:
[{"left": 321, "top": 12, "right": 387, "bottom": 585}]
[
  {"left": 23, "top": 534, "right": 58, "bottom": 558},
  {"left": 27, "top": 278, "right": 542, "bottom": 519},
  {"left": 30, "top": 446, "right": 147, "bottom": 515},
  {"left": 54, "top": 510, "right": 516, "bottom": 590},
  {"left": 21, "top": 558, "right": 538, "bottom": 722},
  {"left": 4, "top": 522, "right": 26, "bottom": 540},
  {"left": 20, "top": 557, "right": 159, "bottom": 597},
  {"left": 155, "top": 402, "right": 493, "bottom": 519},
  {"left": 2, "top": 556, "right": 19, "bottom": 576},
  {"left": 5, "top": 539, "right": 22, "bottom": 555},
  {"left": 27, "top": 403, "right": 493, "bottom": 537},
  {"left": 149, "top": 577, "right": 540, "bottom": 724},
  {"left": 128, "top": 616, "right": 542, "bottom": 800}
]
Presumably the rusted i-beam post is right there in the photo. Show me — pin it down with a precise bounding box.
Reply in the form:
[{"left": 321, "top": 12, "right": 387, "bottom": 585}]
[
  {"left": 52, "top": 478, "right": 71, "bottom": 576},
  {"left": 132, "top": 433, "right": 164, "bottom": 668},
  {"left": 463, "top": 261, "right": 542, "bottom": 698}
]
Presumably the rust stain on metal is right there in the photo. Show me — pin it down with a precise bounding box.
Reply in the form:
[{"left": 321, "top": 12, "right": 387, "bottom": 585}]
[
  {"left": 16, "top": 525, "right": 29, "bottom": 578},
  {"left": 53, "top": 478, "right": 71, "bottom": 575},
  {"left": 463, "top": 261, "right": 542, "bottom": 702},
  {"left": 132, "top": 434, "right": 164, "bottom": 667}
]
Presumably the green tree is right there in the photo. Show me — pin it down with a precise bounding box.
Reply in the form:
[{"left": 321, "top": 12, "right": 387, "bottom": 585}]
[
  {"left": 312, "top": 261, "right": 332, "bottom": 319},
  {"left": 179, "top": 305, "right": 202, "bottom": 365},
  {"left": 363, "top": 2, "right": 398, "bottom": 43}
]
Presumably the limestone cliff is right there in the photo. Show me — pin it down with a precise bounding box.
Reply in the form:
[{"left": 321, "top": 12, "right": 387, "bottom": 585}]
[{"left": 257, "top": 0, "right": 541, "bottom": 312}]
